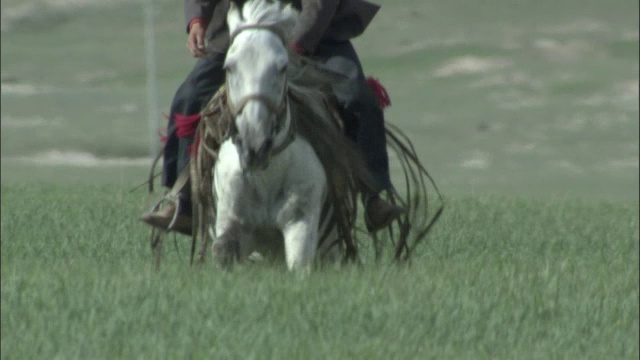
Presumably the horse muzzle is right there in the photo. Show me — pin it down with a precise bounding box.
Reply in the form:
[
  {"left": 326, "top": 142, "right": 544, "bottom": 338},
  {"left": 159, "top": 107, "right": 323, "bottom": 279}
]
[{"left": 238, "top": 139, "right": 273, "bottom": 172}]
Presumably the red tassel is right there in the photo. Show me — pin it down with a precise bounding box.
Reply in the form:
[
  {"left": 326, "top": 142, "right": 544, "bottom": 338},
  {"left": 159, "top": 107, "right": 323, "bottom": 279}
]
[
  {"left": 158, "top": 128, "right": 168, "bottom": 144},
  {"left": 157, "top": 114, "right": 170, "bottom": 146},
  {"left": 366, "top": 76, "right": 391, "bottom": 110},
  {"left": 174, "top": 113, "right": 201, "bottom": 138}
]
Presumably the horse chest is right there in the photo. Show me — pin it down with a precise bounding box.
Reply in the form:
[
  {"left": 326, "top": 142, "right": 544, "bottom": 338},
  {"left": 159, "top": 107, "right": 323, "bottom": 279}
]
[
  {"left": 214, "top": 134, "right": 326, "bottom": 230},
  {"left": 236, "top": 175, "right": 314, "bottom": 226},
  {"left": 237, "top": 176, "right": 284, "bottom": 213},
  {"left": 215, "top": 160, "right": 285, "bottom": 222}
]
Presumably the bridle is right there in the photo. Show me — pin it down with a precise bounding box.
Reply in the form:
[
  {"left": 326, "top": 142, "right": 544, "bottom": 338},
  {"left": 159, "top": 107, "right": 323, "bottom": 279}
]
[{"left": 225, "top": 24, "right": 295, "bottom": 157}]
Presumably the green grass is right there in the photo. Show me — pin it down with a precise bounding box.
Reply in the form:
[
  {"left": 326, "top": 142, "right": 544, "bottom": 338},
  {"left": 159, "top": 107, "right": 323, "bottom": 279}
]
[{"left": 2, "top": 184, "right": 638, "bottom": 359}]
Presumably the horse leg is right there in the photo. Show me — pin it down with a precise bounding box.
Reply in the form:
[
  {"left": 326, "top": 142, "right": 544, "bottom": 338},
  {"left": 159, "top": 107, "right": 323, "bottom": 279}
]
[
  {"left": 211, "top": 227, "right": 241, "bottom": 269},
  {"left": 211, "top": 218, "right": 256, "bottom": 269},
  {"left": 281, "top": 211, "right": 321, "bottom": 271},
  {"left": 317, "top": 226, "right": 343, "bottom": 266}
]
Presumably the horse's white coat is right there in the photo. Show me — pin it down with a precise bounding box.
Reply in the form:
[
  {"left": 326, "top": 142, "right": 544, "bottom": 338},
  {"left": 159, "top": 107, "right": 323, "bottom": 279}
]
[{"left": 212, "top": 0, "right": 330, "bottom": 270}]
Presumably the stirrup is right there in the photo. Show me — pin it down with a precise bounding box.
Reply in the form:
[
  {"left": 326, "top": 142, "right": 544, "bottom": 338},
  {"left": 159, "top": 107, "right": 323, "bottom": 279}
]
[{"left": 146, "top": 168, "right": 191, "bottom": 232}]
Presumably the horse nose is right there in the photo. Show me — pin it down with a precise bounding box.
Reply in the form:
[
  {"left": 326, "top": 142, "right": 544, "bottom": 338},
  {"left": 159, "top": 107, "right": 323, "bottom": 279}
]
[
  {"left": 241, "top": 143, "right": 271, "bottom": 171},
  {"left": 261, "top": 139, "right": 273, "bottom": 154},
  {"left": 254, "top": 139, "right": 273, "bottom": 165}
]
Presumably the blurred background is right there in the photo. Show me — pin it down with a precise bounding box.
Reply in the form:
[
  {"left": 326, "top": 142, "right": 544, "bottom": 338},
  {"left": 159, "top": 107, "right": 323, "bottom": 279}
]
[{"left": 1, "top": 0, "right": 638, "bottom": 201}]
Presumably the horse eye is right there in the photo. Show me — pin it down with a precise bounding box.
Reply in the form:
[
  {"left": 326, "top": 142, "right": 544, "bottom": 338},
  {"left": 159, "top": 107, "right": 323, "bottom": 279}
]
[{"left": 278, "top": 64, "right": 287, "bottom": 74}]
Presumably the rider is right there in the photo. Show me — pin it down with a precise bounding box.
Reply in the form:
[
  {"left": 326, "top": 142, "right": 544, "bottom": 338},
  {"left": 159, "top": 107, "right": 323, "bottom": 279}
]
[{"left": 141, "top": 0, "right": 404, "bottom": 234}]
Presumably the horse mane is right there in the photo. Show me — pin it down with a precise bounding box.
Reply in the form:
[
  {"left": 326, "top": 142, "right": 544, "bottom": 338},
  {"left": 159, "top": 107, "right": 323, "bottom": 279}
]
[
  {"left": 230, "top": 0, "right": 298, "bottom": 40},
  {"left": 239, "top": 0, "right": 294, "bottom": 23},
  {"left": 285, "top": 52, "right": 378, "bottom": 258},
  {"left": 287, "top": 50, "right": 376, "bottom": 190}
]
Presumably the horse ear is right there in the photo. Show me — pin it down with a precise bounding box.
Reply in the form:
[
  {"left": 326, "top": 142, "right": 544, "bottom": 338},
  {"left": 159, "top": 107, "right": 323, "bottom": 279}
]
[
  {"left": 280, "top": 4, "right": 299, "bottom": 36},
  {"left": 282, "top": 3, "right": 297, "bottom": 17},
  {"left": 229, "top": 0, "right": 245, "bottom": 8},
  {"left": 227, "top": 1, "right": 244, "bottom": 33}
]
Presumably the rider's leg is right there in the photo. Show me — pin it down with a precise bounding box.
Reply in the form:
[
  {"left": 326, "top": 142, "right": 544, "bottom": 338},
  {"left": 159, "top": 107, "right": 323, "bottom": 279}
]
[
  {"left": 141, "top": 53, "right": 226, "bottom": 233},
  {"left": 311, "top": 41, "right": 404, "bottom": 232}
]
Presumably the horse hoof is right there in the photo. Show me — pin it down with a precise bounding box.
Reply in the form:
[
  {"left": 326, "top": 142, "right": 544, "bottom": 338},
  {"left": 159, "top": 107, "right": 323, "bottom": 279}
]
[{"left": 212, "top": 240, "right": 239, "bottom": 269}]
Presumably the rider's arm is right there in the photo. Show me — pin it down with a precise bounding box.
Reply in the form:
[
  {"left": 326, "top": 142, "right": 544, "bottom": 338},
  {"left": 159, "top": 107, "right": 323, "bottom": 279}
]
[
  {"left": 184, "top": 0, "right": 215, "bottom": 33},
  {"left": 290, "top": 0, "right": 339, "bottom": 55},
  {"left": 185, "top": 0, "right": 216, "bottom": 57}
]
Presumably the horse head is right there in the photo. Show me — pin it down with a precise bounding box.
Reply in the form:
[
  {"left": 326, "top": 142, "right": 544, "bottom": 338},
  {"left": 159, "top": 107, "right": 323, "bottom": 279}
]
[{"left": 224, "top": 0, "right": 298, "bottom": 171}]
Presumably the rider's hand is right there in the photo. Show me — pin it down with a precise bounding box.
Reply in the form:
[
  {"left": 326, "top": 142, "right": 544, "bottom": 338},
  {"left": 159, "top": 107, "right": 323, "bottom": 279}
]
[{"left": 187, "top": 21, "right": 207, "bottom": 57}]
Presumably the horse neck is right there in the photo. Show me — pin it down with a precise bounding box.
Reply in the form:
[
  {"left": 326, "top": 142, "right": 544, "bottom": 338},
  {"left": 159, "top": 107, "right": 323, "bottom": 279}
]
[{"left": 242, "top": 141, "right": 293, "bottom": 191}]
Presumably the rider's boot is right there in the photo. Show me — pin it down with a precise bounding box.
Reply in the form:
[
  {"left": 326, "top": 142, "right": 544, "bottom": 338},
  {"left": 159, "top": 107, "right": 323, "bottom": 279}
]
[
  {"left": 364, "top": 193, "right": 405, "bottom": 233},
  {"left": 140, "top": 202, "right": 193, "bottom": 236}
]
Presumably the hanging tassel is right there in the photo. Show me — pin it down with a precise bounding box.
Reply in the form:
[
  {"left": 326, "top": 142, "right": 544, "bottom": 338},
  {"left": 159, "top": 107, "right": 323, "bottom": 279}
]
[
  {"left": 156, "top": 114, "right": 171, "bottom": 144},
  {"left": 366, "top": 76, "right": 391, "bottom": 110},
  {"left": 175, "top": 113, "right": 201, "bottom": 138},
  {"left": 158, "top": 128, "right": 167, "bottom": 144}
]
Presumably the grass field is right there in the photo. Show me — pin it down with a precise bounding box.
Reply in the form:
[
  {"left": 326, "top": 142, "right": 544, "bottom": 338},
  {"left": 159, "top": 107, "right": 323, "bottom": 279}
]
[
  {"left": 1, "top": 0, "right": 638, "bottom": 358},
  {"left": 2, "top": 185, "right": 638, "bottom": 359}
]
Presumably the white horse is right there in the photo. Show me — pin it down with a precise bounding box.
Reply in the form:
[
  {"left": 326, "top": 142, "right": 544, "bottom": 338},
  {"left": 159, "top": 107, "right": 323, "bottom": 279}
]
[{"left": 211, "top": 0, "right": 343, "bottom": 271}]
